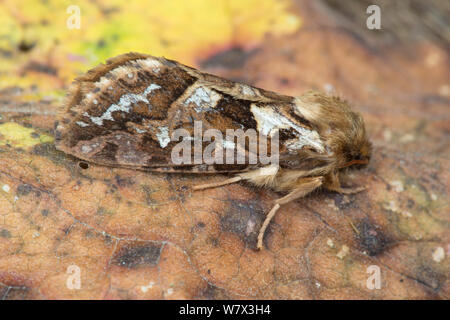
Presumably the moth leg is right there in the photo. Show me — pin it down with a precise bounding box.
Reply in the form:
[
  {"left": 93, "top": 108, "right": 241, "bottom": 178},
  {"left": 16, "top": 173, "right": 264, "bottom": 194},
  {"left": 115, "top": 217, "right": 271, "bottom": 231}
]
[
  {"left": 324, "top": 171, "right": 365, "bottom": 194},
  {"left": 257, "top": 176, "right": 323, "bottom": 250},
  {"left": 193, "top": 176, "right": 242, "bottom": 191},
  {"left": 334, "top": 186, "right": 366, "bottom": 194},
  {"left": 193, "top": 165, "right": 277, "bottom": 191}
]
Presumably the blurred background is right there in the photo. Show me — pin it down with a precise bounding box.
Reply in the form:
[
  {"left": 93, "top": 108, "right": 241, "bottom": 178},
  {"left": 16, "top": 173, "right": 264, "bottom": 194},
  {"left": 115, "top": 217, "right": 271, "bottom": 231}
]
[{"left": 0, "top": 1, "right": 448, "bottom": 88}]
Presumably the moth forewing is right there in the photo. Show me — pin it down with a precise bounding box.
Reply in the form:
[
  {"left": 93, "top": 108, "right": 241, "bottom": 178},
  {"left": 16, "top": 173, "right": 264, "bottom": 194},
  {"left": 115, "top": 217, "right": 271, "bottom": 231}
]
[{"left": 55, "top": 52, "right": 371, "bottom": 250}]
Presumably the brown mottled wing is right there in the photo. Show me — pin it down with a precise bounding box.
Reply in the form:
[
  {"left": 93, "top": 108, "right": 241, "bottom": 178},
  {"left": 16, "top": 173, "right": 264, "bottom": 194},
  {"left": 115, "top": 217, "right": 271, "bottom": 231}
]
[{"left": 55, "top": 52, "right": 322, "bottom": 173}]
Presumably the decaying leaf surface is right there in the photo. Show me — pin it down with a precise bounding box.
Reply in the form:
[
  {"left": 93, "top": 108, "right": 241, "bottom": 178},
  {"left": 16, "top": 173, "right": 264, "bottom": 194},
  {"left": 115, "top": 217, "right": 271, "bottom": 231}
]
[{"left": 0, "top": 0, "right": 448, "bottom": 299}]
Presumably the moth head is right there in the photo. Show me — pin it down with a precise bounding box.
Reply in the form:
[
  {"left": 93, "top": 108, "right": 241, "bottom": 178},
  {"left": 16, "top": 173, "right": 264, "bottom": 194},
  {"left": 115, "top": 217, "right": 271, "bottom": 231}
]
[
  {"left": 293, "top": 92, "right": 372, "bottom": 170},
  {"left": 336, "top": 111, "right": 372, "bottom": 170}
]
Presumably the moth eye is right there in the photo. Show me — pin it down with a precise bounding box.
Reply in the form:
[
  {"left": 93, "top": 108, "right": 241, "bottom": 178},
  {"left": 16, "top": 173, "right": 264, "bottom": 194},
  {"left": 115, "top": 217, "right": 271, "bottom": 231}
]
[{"left": 78, "top": 162, "right": 89, "bottom": 170}]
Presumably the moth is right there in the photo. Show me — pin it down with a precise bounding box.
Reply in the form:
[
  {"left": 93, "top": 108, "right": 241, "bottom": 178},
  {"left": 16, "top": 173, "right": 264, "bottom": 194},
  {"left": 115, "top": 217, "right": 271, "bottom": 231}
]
[{"left": 54, "top": 52, "right": 372, "bottom": 250}]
